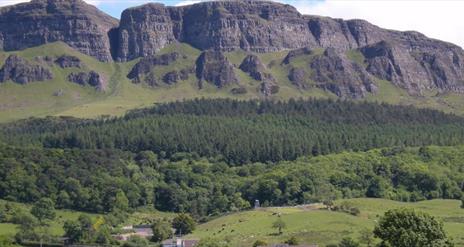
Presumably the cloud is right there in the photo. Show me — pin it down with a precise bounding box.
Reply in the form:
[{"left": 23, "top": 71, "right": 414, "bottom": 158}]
[
  {"left": 174, "top": 0, "right": 204, "bottom": 6},
  {"left": 292, "top": 0, "right": 464, "bottom": 48},
  {"left": 0, "top": 0, "right": 102, "bottom": 6},
  {"left": 0, "top": 0, "right": 28, "bottom": 6}
]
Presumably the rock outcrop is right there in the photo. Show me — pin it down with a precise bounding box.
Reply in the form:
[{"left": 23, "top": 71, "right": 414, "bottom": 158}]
[
  {"left": 0, "top": 0, "right": 118, "bottom": 62},
  {"left": 127, "top": 52, "right": 180, "bottom": 82},
  {"left": 282, "top": 47, "right": 312, "bottom": 65},
  {"left": 54, "top": 55, "right": 82, "bottom": 68},
  {"left": 259, "top": 81, "right": 279, "bottom": 96},
  {"left": 310, "top": 48, "right": 376, "bottom": 99},
  {"left": 360, "top": 40, "right": 464, "bottom": 94},
  {"left": 0, "top": 55, "right": 53, "bottom": 84},
  {"left": 239, "top": 55, "right": 274, "bottom": 82},
  {"left": 68, "top": 71, "right": 106, "bottom": 91},
  {"left": 163, "top": 71, "right": 180, "bottom": 84},
  {"left": 288, "top": 67, "right": 310, "bottom": 90},
  {"left": 196, "top": 50, "right": 238, "bottom": 88}
]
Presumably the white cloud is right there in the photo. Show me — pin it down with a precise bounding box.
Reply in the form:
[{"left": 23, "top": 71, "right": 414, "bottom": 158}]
[
  {"left": 0, "top": 0, "right": 102, "bottom": 7},
  {"left": 174, "top": 0, "right": 204, "bottom": 6},
  {"left": 0, "top": 0, "right": 28, "bottom": 6},
  {"left": 293, "top": 0, "right": 464, "bottom": 48}
]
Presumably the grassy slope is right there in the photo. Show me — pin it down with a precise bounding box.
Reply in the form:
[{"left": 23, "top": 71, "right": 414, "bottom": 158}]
[
  {"left": 188, "top": 199, "right": 464, "bottom": 247},
  {"left": 0, "top": 201, "right": 174, "bottom": 237},
  {"left": 1, "top": 43, "right": 464, "bottom": 122},
  {"left": 0, "top": 200, "right": 99, "bottom": 236}
]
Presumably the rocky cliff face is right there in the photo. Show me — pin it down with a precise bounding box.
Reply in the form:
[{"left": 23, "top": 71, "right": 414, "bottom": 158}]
[
  {"left": 0, "top": 55, "right": 53, "bottom": 84},
  {"left": 1, "top": 0, "right": 464, "bottom": 99},
  {"left": 196, "top": 50, "right": 238, "bottom": 88},
  {"left": 114, "top": 0, "right": 464, "bottom": 97},
  {"left": 0, "top": 0, "right": 118, "bottom": 62}
]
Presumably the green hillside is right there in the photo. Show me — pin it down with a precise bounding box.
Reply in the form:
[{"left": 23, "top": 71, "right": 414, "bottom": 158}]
[
  {"left": 1, "top": 42, "right": 464, "bottom": 122},
  {"left": 188, "top": 199, "right": 464, "bottom": 247}
]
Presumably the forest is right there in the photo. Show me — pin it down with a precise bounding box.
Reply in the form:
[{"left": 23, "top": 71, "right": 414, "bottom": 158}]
[
  {"left": 1, "top": 99, "right": 464, "bottom": 217},
  {"left": 0, "top": 143, "right": 463, "bottom": 218},
  {"left": 2, "top": 99, "right": 464, "bottom": 164}
]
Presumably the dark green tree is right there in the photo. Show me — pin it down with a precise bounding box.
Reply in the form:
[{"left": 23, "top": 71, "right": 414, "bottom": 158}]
[
  {"left": 172, "top": 213, "right": 196, "bottom": 235},
  {"left": 31, "top": 198, "right": 56, "bottom": 223},
  {"left": 285, "top": 236, "right": 299, "bottom": 245},
  {"left": 151, "top": 220, "right": 172, "bottom": 242},
  {"left": 358, "top": 228, "right": 375, "bottom": 247},
  {"left": 63, "top": 220, "right": 83, "bottom": 244},
  {"left": 122, "top": 235, "right": 149, "bottom": 247},
  {"left": 14, "top": 212, "right": 38, "bottom": 244},
  {"left": 374, "top": 209, "right": 453, "bottom": 247},
  {"left": 253, "top": 240, "right": 267, "bottom": 247},
  {"left": 338, "top": 237, "right": 360, "bottom": 247},
  {"left": 272, "top": 216, "right": 286, "bottom": 235}
]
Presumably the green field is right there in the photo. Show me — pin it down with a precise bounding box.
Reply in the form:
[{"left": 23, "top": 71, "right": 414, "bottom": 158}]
[
  {"left": 1, "top": 42, "right": 464, "bottom": 122},
  {"left": 0, "top": 201, "right": 175, "bottom": 238},
  {"left": 0, "top": 200, "right": 99, "bottom": 236},
  {"left": 188, "top": 199, "right": 464, "bottom": 247}
]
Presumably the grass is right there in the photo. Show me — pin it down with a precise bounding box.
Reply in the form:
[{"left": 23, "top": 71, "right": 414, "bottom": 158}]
[
  {"left": 0, "top": 201, "right": 175, "bottom": 238},
  {"left": 188, "top": 199, "right": 464, "bottom": 247},
  {"left": 0, "top": 200, "right": 99, "bottom": 236},
  {"left": 1, "top": 42, "right": 464, "bottom": 122}
]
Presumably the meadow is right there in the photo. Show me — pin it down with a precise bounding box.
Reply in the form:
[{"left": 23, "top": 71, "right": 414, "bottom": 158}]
[{"left": 188, "top": 199, "right": 464, "bottom": 247}]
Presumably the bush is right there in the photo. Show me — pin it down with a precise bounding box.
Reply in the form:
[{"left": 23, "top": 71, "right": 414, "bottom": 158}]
[
  {"left": 253, "top": 240, "right": 267, "bottom": 247},
  {"left": 285, "top": 236, "right": 299, "bottom": 245}
]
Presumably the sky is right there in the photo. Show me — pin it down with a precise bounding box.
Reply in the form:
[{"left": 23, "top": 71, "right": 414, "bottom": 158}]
[{"left": 1, "top": 0, "right": 463, "bottom": 48}]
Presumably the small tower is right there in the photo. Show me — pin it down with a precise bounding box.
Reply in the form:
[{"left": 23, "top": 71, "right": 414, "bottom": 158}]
[{"left": 254, "top": 199, "right": 260, "bottom": 209}]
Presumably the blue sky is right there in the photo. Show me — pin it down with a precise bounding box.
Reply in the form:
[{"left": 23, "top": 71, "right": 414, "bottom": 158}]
[{"left": 1, "top": 0, "right": 463, "bottom": 48}]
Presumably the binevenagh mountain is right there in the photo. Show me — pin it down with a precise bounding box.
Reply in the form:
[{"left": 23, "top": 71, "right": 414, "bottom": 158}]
[{"left": 1, "top": 0, "right": 464, "bottom": 121}]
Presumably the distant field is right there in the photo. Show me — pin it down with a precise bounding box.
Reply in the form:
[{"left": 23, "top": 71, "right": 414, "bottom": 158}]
[
  {"left": 188, "top": 199, "right": 464, "bottom": 247},
  {"left": 1, "top": 42, "right": 464, "bottom": 122}
]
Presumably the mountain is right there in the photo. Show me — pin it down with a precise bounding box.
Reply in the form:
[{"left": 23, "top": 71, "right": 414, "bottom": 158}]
[
  {"left": 0, "top": 0, "right": 118, "bottom": 62},
  {"left": 0, "top": 0, "right": 464, "bottom": 121}
]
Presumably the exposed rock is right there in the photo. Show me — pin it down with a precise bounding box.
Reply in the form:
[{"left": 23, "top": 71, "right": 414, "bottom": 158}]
[
  {"left": 259, "top": 81, "right": 279, "bottom": 96},
  {"left": 35, "top": 56, "right": 54, "bottom": 66},
  {"left": 282, "top": 47, "right": 312, "bottom": 65},
  {"left": 239, "top": 54, "right": 274, "bottom": 82},
  {"left": 0, "top": 55, "right": 53, "bottom": 84},
  {"left": 145, "top": 72, "right": 159, "bottom": 87},
  {"left": 116, "top": 1, "right": 317, "bottom": 61},
  {"left": 116, "top": 3, "right": 178, "bottom": 62},
  {"left": 196, "top": 50, "right": 238, "bottom": 88},
  {"left": 179, "top": 67, "right": 194, "bottom": 80},
  {"left": 360, "top": 40, "right": 464, "bottom": 94},
  {"left": 127, "top": 52, "right": 180, "bottom": 81},
  {"left": 231, "top": 87, "right": 247, "bottom": 95},
  {"left": 1, "top": 0, "right": 464, "bottom": 97},
  {"left": 54, "top": 55, "right": 82, "bottom": 68},
  {"left": 163, "top": 71, "right": 180, "bottom": 84},
  {"left": 0, "top": 0, "right": 119, "bottom": 62},
  {"left": 310, "top": 48, "right": 376, "bottom": 99},
  {"left": 112, "top": 0, "right": 464, "bottom": 96},
  {"left": 68, "top": 71, "right": 106, "bottom": 91},
  {"left": 288, "top": 67, "right": 310, "bottom": 89}
]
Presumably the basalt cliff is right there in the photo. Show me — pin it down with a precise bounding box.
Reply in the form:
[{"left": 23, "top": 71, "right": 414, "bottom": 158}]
[{"left": 0, "top": 0, "right": 464, "bottom": 99}]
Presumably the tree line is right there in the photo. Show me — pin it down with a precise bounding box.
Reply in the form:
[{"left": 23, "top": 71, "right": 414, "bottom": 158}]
[
  {"left": 2, "top": 99, "right": 464, "bottom": 164},
  {"left": 0, "top": 144, "right": 463, "bottom": 217}
]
